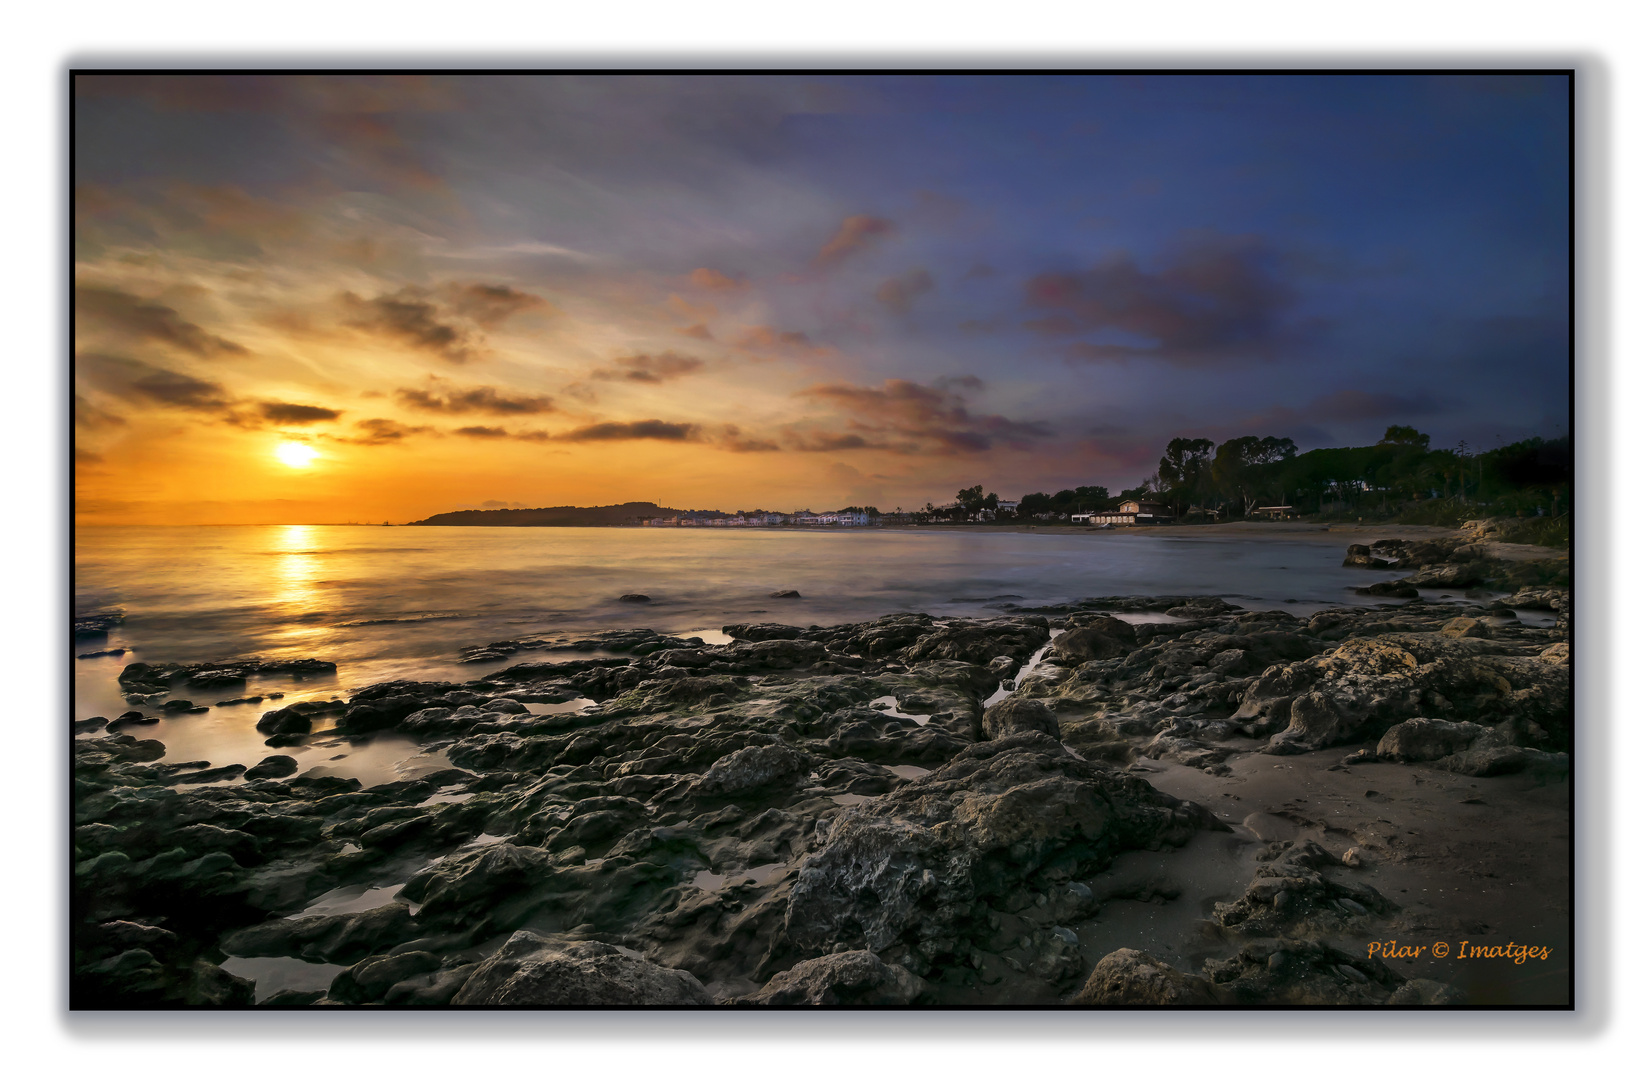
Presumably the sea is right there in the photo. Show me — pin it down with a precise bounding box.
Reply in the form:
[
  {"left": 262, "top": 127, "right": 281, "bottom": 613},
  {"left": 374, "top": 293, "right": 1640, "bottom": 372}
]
[{"left": 71, "top": 524, "right": 1438, "bottom": 781}]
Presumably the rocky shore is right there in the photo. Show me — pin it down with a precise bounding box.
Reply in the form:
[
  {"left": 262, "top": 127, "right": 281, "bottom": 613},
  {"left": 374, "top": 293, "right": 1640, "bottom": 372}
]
[{"left": 72, "top": 533, "right": 1572, "bottom": 1008}]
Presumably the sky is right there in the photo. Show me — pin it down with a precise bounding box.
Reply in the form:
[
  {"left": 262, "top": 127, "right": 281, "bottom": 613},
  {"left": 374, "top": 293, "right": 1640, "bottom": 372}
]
[{"left": 72, "top": 72, "right": 1571, "bottom": 525}]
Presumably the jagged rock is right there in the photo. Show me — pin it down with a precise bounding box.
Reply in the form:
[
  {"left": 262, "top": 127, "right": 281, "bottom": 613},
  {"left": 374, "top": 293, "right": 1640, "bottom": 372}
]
[
  {"left": 1051, "top": 617, "right": 1137, "bottom": 664},
  {"left": 691, "top": 743, "right": 813, "bottom": 796},
  {"left": 1239, "top": 635, "right": 1571, "bottom": 755},
  {"left": 737, "top": 950, "right": 926, "bottom": 1005},
  {"left": 1435, "top": 745, "right": 1570, "bottom": 778},
  {"left": 1070, "top": 948, "right": 1221, "bottom": 1005},
  {"left": 450, "top": 932, "right": 712, "bottom": 1005},
  {"left": 244, "top": 755, "right": 299, "bottom": 781},
  {"left": 1388, "top": 978, "right": 1467, "bottom": 1004},
  {"left": 901, "top": 617, "right": 1050, "bottom": 667},
  {"left": 220, "top": 903, "right": 417, "bottom": 966},
  {"left": 1376, "top": 718, "right": 1495, "bottom": 762},
  {"left": 980, "top": 697, "right": 1060, "bottom": 741},
  {"left": 767, "top": 731, "right": 1219, "bottom": 981}
]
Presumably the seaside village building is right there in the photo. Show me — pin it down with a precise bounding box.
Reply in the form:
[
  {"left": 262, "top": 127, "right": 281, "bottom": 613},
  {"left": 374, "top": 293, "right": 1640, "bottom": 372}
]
[{"left": 1075, "top": 499, "right": 1177, "bottom": 526}]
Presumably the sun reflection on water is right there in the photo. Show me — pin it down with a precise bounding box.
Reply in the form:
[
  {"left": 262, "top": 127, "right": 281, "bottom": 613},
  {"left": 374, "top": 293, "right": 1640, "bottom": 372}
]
[{"left": 269, "top": 525, "right": 328, "bottom": 648}]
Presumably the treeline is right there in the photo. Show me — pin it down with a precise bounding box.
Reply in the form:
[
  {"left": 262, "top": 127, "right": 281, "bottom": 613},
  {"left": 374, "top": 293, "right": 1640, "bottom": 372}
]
[
  {"left": 1003, "top": 426, "right": 1570, "bottom": 524},
  {"left": 1145, "top": 426, "right": 1570, "bottom": 521}
]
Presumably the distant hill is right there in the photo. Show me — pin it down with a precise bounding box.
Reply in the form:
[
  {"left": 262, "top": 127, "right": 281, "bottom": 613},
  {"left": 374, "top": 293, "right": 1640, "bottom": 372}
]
[{"left": 408, "top": 502, "right": 681, "bottom": 527}]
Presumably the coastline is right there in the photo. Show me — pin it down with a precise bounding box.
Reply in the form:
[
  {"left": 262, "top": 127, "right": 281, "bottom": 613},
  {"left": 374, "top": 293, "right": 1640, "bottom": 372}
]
[{"left": 71, "top": 528, "right": 1572, "bottom": 1007}]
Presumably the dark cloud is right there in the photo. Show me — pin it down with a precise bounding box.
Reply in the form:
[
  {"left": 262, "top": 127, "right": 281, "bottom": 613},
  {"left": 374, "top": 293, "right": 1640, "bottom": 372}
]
[
  {"left": 76, "top": 284, "right": 247, "bottom": 356},
  {"left": 448, "top": 283, "right": 553, "bottom": 326},
  {"left": 1024, "top": 233, "right": 1297, "bottom": 365},
  {"left": 258, "top": 402, "right": 342, "bottom": 424},
  {"left": 875, "top": 268, "right": 934, "bottom": 313},
  {"left": 796, "top": 377, "right": 1050, "bottom": 455},
  {"left": 815, "top": 214, "right": 895, "bottom": 267},
  {"left": 128, "top": 367, "right": 231, "bottom": 410},
  {"left": 786, "top": 432, "right": 900, "bottom": 453},
  {"left": 339, "top": 418, "right": 433, "bottom": 445},
  {"left": 343, "top": 289, "right": 477, "bottom": 363},
  {"left": 553, "top": 420, "right": 702, "bottom": 443},
  {"left": 76, "top": 446, "right": 104, "bottom": 465},
  {"left": 395, "top": 379, "right": 556, "bottom": 415},
  {"left": 592, "top": 352, "right": 706, "bottom": 384},
  {"left": 452, "top": 425, "right": 552, "bottom": 442}
]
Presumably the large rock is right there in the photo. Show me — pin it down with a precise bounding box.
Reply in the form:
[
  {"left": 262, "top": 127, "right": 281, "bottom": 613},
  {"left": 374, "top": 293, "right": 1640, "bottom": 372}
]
[
  {"left": 1237, "top": 634, "right": 1571, "bottom": 755},
  {"left": 1050, "top": 618, "right": 1137, "bottom": 664},
  {"left": 979, "top": 696, "right": 1060, "bottom": 741},
  {"left": 1376, "top": 718, "right": 1495, "bottom": 762},
  {"left": 900, "top": 617, "right": 1050, "bottom": 667},
  {"left": 767, "top": 731, "right": 1219, "bottom": 980},
  {"left": 738, "top": 950, "right": 927, "bottom": 1005},
  {"left": 690, "top": 743, "right": 813, "bottom": 796},
  {"left": 1070, "top": 948, "right": 1221, "bottom": 1005},
  {"left": 450, "top": 932, "right": 712, "bottom": 1005}
]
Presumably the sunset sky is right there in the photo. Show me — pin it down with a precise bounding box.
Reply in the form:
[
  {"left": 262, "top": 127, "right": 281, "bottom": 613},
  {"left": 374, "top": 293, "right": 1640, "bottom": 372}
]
[{"left": 73, "top": 73, "right": 1570, "bottom": 525}]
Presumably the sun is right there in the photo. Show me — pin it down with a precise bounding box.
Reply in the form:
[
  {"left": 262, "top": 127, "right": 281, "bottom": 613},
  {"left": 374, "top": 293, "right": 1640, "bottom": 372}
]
[{"left": 274, "top": 442, "right": 321, "bottom": 469}]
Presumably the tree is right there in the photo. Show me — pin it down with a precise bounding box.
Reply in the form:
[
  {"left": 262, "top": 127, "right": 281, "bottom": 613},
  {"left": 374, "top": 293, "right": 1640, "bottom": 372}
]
[
  {"left": 1157, "top": 438, "right": 1214, "bottom": 516},
  {"left": 1380, "top": 425, "right": 1431, "bottom": 450},
  {"left": 956, "top": 485, "right": 988, "bottom": 513}
]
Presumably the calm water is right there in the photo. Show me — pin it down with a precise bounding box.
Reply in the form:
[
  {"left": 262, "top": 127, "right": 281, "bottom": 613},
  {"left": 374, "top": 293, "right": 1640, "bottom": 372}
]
[{"left": 73, "top": 524, "right": 1408, "bottom": 777}]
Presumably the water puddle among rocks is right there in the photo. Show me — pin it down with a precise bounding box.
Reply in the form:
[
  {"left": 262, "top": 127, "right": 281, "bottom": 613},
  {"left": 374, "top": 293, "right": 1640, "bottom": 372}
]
[
  {"left": 524, "top": 698, "right": 598, "bottom": 716},
  {"left": 220, "top": 955, "right": 347, "bottom": 1003},
  {"left": 886, "top": 764, "right": 931, "bottom": 781},
  {"left": 682, "top": 628, "right": 735, "bottom": 645},
  {"left": 289, "top": 883, "right": 407, "bottom": 919},
  {"left": 461, "top": 832, "right": 508, "bottom": 849},
  {"left": 867, "top": 696, "right": 931, "bottom": 726},
  {"left": 691, "top": 862, "right": 789, "bottom": 891},
  {"left": 983, "top": 629, "right": 1065, "bottom": 708},
  {"left": 830, "top": 793, "right": 874, "bottom": 807},
  {"left": 418, "top": 786, "right": 474, "bottom": 806}
]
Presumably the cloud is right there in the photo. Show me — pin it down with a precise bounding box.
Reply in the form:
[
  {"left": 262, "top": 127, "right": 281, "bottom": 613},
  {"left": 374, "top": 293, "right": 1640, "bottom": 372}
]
[
  {"left": 592, "top": 352, "right": 706, "bottom": 384},
  {"left": 678, "top": 323, "right": 714, "bottom": 340},
  {"left": 395, "top": 378, "right": 556, "bottom": 415},
  {"left": 1023, "top": 233, "right": 1297, "bottom": 365},
  {"left": 875, "top": 268, "right": 934, "bottom": 313},
  {"left": 448, "top": 283, "right": 553, "bottom": 326},
  {"left": 688, "top": 267, "right": 747, "bottom": 291},
  {"left": 74, "top": 393, "right": 127, "bottom": 430},
  {"left": 453, "top": 425, "right": 552, "bottom": 442},
  {"left": 258, "top": 402, "right": 342, "bottom": 424},
  {"left": 128, "top": 367, "right": 231, "bottom": 411},
  {"left": 339, "top": 418, "right": 433, "bottom": 445},
  {"left": 76, "top": 284, "right": 247, "bottom": 357},
  {"left": 815, "top": 214, "right": 895, "bottom": 266},
  {"left": 795, "top": 377, "right": 1050, "bottom": 455},
  {"left": 718, "top": 425, "right": 781, "bottom": 453},
  {"left": 343, "top": 288, "right": 478, "bottom": 363},
  {"left": 553, "top": 420, "right": 702, "bottom": 443},
  {"left": 734, "top": 324, "right": 829, "bottom": 358}
]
